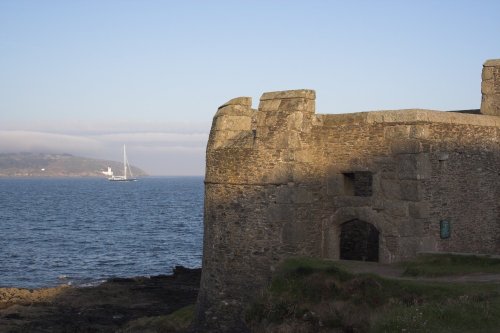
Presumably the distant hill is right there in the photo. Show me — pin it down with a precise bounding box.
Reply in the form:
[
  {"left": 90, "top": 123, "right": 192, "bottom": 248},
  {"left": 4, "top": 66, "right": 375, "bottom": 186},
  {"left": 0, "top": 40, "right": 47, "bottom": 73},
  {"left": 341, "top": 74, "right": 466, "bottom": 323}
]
[{"left": 0, "top": 153, "right": 148, "bottom": 177}]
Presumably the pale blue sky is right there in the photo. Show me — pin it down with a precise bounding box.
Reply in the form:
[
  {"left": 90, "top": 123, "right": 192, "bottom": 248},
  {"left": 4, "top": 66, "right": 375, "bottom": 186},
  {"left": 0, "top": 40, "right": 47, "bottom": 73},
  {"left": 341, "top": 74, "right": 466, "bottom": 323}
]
[{"left": 1, "top": 1, "right": 499, "bottom": 175}]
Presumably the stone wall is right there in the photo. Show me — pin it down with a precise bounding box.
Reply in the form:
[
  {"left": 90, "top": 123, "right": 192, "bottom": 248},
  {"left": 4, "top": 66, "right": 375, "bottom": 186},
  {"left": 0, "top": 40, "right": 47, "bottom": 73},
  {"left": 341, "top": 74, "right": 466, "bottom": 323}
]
[{"left": 195, "top": 61, "right": 500, "bottom": 332}]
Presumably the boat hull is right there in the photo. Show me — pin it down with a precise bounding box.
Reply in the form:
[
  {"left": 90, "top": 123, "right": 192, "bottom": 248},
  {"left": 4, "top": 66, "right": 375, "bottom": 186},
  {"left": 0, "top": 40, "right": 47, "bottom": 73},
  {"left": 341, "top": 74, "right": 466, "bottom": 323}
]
[{"left": 108, "top": 178, "right": 137, "bottom": 182}]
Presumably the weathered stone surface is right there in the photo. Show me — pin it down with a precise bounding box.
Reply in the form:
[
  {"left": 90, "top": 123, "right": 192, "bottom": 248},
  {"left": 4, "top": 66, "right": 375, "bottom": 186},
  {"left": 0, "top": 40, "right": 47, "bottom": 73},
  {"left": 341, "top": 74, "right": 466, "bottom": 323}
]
[
  {"left": 384, "top": 125, "right": 410, "bottom": 139},
  {"left": 400, "top": 180, "right": 422, "bottom": 201},
  {"left": 196, "top": 61, "right": 500, "bottom": 332},
  {"left": 215, "top": 104, "right": 254, "bottom": 117},
  {"left": 484, "top": 59, "right": 500, "bottom": 67},
  {"left": 409, "top": 202, "right": 430, "bottom": 218},
  {"left": 326, "top": 173, "right": 345, "bottom": 196},
  {"left": 482, "top": 66, "right": 494, "bottom": 80},
  {"left": 391, "top": 139, "right": 423, "bottom": 154},
  {"left": 409, "top": 125, "right": 430, "bottom": 139},
  {"left": 218, "top": 96, "right": 252, "bottom": 109},
  {"left": 213, "top": 115, "right": 252, "bottom": 131},
  {"left": 260, "top": 89, "right": 315, "bottom": 101},
  {"left": 380, "top": 179, "right": 401, "bottom": 199},
  {"left": 397, "top": 153, "right": 431, "bottom": 180},
  {"left": 481, "top": 59, "right": 500, "bottom": 116},
  {"left": 482, "top": 79, "right": 495, "bottom": 95},
  {"left": 419, "top": 236, "right": 438, "bottom": 252},
  {"left": 258, "top": 99, "right": 281, "bottom": 112},
  {"left": 382, "top": 200, "right": 409, "bottom": 217}
]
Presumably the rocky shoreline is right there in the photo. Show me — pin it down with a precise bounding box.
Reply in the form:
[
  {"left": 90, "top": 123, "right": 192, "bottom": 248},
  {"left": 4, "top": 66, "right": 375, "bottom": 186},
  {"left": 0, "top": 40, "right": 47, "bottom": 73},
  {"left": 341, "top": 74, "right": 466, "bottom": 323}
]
[{"left": 0, "top": 266, "right": 201, "bottom": 332}]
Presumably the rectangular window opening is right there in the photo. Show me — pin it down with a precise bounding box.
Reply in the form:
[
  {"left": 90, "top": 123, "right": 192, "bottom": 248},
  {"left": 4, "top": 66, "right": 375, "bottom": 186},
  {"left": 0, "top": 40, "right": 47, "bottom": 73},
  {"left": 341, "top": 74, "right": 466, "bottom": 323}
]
[{"left": 343, "top": 172, "right": 373, "bottom": 197}]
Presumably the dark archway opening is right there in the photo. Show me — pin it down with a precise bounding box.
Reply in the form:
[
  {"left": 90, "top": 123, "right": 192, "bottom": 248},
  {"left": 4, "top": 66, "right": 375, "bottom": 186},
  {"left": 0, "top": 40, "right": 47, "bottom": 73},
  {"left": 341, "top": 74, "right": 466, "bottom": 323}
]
[{"left": 340, "top": 219, "right": 379, "bottom": 261}]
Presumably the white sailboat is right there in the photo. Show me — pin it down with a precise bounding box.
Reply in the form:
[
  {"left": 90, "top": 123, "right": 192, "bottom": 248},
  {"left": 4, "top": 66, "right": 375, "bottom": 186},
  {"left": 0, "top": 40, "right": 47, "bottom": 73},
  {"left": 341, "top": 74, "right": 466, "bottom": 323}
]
[{"left": 104, "top": 145, "right": 137, "bottom": 182}]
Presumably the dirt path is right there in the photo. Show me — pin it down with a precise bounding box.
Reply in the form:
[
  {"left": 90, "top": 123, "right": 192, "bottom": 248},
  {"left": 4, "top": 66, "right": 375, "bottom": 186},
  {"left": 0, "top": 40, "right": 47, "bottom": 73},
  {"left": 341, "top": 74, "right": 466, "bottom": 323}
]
[{"left": 336, "top": 260, "right": 500, "bottom": 283}]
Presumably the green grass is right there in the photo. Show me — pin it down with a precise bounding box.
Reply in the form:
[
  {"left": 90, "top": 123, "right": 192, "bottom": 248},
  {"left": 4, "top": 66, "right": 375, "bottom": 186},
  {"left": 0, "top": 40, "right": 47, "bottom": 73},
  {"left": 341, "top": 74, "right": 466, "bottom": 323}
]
[
  {"left": 246, "top": 257, "right": 500, "bottom": 333},
  {"left": 119, "top": 305, "right": 195, "bottom": 333},
  {"left": 401, "top": 253, "right": 500, "bottom": 277},
  {"left": 372, "top": 298, "right": 500, "bottom": 333}
]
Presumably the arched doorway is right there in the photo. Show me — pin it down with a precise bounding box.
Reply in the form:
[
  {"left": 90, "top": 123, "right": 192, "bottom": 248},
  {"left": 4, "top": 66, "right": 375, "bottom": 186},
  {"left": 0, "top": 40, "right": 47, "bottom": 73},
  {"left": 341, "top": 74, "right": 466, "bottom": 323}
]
[{"left": 340, "top": 219, "right": 379, "bottom": 261}]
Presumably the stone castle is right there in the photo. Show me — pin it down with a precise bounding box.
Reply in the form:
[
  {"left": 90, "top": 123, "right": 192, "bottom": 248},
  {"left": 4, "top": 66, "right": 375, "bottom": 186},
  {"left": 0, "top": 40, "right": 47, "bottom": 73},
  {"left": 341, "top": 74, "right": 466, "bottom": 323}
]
[{"left": 194, "top": 60, "right": 500, "bottom": 331}]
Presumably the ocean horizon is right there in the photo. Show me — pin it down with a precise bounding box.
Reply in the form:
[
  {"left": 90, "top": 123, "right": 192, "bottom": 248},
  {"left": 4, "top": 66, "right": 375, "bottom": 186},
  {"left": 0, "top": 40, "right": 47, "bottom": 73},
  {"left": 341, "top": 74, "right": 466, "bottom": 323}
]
[{"left": 0, "top": 176, "right": 204, "bottom": 288}]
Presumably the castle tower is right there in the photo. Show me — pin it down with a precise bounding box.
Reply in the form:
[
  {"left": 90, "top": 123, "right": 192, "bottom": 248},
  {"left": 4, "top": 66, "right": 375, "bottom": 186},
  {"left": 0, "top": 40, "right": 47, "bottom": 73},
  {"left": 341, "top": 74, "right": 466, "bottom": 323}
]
[{"left": 481, "top": 59, "right": 500, "bottom": 116}]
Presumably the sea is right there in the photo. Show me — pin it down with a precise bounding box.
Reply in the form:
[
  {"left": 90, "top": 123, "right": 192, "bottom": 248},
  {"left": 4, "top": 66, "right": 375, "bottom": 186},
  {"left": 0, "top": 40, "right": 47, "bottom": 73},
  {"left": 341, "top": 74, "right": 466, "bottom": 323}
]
[{"left": 0, "top": 176, "right": 204, "bottom": 289}]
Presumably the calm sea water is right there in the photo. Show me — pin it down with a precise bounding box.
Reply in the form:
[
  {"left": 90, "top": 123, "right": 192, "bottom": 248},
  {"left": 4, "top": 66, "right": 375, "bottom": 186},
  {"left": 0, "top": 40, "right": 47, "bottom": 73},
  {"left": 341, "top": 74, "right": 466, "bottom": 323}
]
[{"left": 0, "top": 177, "right": 204, "bottom": 288}]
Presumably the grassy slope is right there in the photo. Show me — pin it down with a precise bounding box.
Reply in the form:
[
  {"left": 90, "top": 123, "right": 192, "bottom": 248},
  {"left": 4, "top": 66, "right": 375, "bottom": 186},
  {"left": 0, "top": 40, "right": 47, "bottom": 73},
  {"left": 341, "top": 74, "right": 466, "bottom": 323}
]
[
  {"left": 114, "top": 255, "right": 500, "bottom": 332},
  {"left": 401, "top": 253, "right": 500, "bottom": 277},
  {"left": 118, "top": 305, "right": 195, "bottom": 333},
  {"left": 246, "top": 257, "right": 500, "bottom": 333}
]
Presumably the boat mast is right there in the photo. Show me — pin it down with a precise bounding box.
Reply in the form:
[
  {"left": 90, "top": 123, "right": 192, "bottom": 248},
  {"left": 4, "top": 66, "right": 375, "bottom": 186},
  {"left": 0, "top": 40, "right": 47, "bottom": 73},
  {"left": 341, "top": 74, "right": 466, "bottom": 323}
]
[{"left": 123, "top": 144, "right": 127, "bottom": 180}]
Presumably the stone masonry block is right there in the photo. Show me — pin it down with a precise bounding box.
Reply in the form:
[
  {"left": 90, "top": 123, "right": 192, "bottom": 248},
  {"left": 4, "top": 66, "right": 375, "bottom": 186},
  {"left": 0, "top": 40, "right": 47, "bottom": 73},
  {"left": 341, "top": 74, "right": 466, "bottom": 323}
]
[
  {"left": 279, "top": 98, "right": 307, "bottom": 111},
  {"left": 399, "top": 218, "right": 419, "bottom": 237},
  {"left": 287, "top": 131, "right": 303, "bottom": 149},
  {"left": 380, "top": 179, "right": 401, "bottom": 199},
  {"left": 263, "top": 164, "right": 293, "bottom": 185},
  {"left": 391, "top": 139, "right": 423, "bottom": 154},
  {"left": 400, "top": 180, "right": 423, "bottom": 201},
  {"left": 292, "top": 164, "right": 310, "bottom": 183},
  {"left": 258, "top": 99, "right": 281, "bottom": 112},
  {"left": 294, "top": 149, "right": 313, "bottom": 163},
  {"left": 397, "top": 153, "right": 431, "bottom": 180},
  {"left": 264, "top": 114, "right": 279, "bottom": 126},
  {"left": 326, "top": 173, "right": 345, "bottom": 196},
  {"left": 286, "top": 112, "right": 304, "bottom": 131},
  {"left": 409, "top": 125, "right": 430, "bottom": 139},
  {"left": 397, "top": 237, "right": 420, "bottom": 259},
  {"left": 292, "top": 188, "right": 313, "bottom": 204},
  {"left": 381, "top": 171, "right": 397, "bottom": 179},
  {"left": 383, "top": 200, "right": 409, "bottom": 217},
  {"left": 419, "top": 236, "right": 438, "bottom": 252},
  {"left": 481, "top": 95, "right": 500, "bottom": 116},
  {"left": 215, "top": 104, "right": 254, "bottom": 117},
  {"left": 267, "top": 203, "right": 294, "bottom": 221},
  {"left": 484, "top": 59, "right": 500, "bottom": 67},
  {"left": 211, "top": 130, "right": 250, "bottom": 149},
  {"left": 409, "top": 202, "right": 430, "bottom": 218},
  {"left": 482, "top": 66, "right": 494, "bottom": 80},
  {"left": 218, "top": 97, "right": 252, "bottom": 109},
  {"left": 213, "top": 115, "right": 252, "bottom": 131},
  {"left": 482, "top": 80, "right": 495, "bottom": 95},
  {"left": 486, "top": 97, "right": 500, "bottom": 113},
  {"left": 333, "top": 196, "right": 372, "bottom": 207},
  {"left": 384, "top": 125, "right": 410, "bottom": 139},
  {"left": 275, "top": 185, "right": 293, "bottom": 203},
  {"left": 282, "top": 221, "right": 300, "bottom": 246},
  {"left": 383, "top": 235, "right": 399, "bottom": 253},
  {"left": 260, "top": 89, "right": 316, "bottom": 101},
  {"left": 271, "top": 131, "right": 291, "bottom": 149}
]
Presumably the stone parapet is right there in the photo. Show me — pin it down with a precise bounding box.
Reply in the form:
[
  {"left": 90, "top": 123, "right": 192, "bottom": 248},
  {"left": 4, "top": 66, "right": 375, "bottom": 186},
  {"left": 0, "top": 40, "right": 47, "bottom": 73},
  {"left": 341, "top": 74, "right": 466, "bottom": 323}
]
[
  {"left": 260, "top": 89, "right": 316, "bottom": 101},
  {"left": 320, "top": 109, "right": 500, "bottom": 127}
]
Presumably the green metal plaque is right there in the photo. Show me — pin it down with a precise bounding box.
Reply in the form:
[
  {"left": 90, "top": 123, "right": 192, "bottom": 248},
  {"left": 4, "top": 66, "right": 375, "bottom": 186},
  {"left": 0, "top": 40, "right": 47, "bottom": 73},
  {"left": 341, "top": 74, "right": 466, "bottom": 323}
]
[{"left": 440, "top": 220, "right": 451, "bottom": 239}]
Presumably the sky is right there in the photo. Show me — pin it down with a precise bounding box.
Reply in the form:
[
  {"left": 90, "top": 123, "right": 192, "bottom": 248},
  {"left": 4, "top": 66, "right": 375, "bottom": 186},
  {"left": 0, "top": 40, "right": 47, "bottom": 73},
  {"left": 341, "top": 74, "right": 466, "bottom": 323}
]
[{"left": 1, "top": 1, "right": 499, "bottom": 175}]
